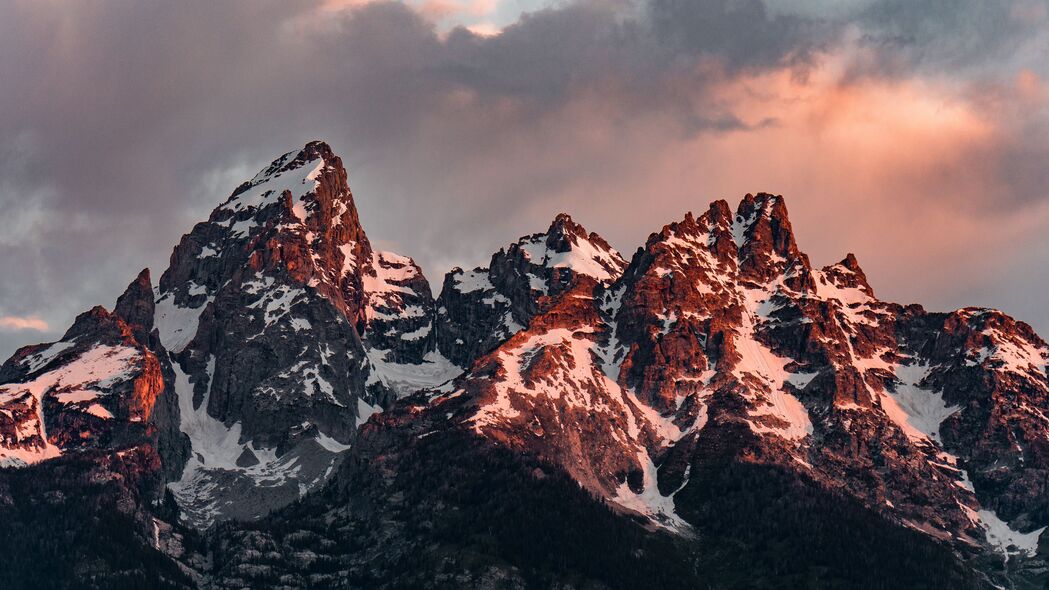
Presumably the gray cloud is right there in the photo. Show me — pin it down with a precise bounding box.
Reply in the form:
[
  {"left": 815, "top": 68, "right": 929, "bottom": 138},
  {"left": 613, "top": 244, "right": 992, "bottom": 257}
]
[
  {"left": 648, "top": 0, "right": 833, "bottom": 71},
  {"left": 854, "top": 0, "right": 1049, "bottom": 75},
  {"left": 0, "top": 0, "right": 1048, "bottom": 358}
]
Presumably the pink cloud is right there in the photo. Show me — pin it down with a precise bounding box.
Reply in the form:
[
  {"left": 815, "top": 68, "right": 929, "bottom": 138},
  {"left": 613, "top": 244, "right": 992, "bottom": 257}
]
[{"left": 0, "top": 315, "right": 49, "bottom": 332}]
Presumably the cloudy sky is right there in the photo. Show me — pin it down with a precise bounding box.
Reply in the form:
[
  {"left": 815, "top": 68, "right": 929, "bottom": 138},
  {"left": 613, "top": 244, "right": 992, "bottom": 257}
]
[{"left": 2, "top": 0, "right": 1049, "bottom": 358}]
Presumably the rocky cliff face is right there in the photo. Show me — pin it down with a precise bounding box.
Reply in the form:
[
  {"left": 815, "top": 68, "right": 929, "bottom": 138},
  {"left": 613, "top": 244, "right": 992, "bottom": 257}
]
[
  {"left": 423, "top": 193, "right": 1049, "bottom": 583},
  {"left": 3, "top": 143, "right": 1049, "bottom": 589},
  {"left": 153, "top": 141, "right": 460, "bottom": 526},
  {"left": 0, "top": 270, "right": 187, "bottom": 481}
]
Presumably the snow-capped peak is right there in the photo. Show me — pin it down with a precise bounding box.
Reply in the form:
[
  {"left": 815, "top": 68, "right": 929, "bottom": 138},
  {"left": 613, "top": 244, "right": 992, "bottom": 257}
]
[
  {"left": 515, "top": 213, "right": 627, "bottom": 283},
  {"left": 221, "top": 146, "right": 326, "bottom": 217}
]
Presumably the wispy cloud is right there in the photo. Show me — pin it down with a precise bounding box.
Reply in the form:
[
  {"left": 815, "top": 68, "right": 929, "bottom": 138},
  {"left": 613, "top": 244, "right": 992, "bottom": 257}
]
[{"left": 0, "top": 316, "right": 49, "bottom": 332}]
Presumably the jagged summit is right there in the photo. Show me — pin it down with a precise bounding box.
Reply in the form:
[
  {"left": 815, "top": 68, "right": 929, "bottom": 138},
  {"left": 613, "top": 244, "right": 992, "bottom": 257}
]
[
  {"left": 219, "top": 140, "right": 357, "bottom": 231},
  {"left": 435, "top": 213, "right": 625, "bottom": 368},
  {"left": 149, "top": 141, "right": 452, "bottom": 526},
  {"left": 113, "top": 268, "right": 156, "bottom": 340},
  {"left": 526, "top": 212, "right": 627, "bottom": 282},
  {"left": 225, "top": 140, "right": 349, "bottom": 211},
  {"left": 161, "top": 141, "right": 372, "bottom": 329},
  {"left": 818, "top": 252, "right": 875, "bottom": 299}
]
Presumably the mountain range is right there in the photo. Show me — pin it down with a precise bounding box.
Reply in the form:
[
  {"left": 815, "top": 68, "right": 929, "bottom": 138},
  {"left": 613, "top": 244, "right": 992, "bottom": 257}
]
[{"left": 1, "top": 141, "right": 1047, "bottom": 589}]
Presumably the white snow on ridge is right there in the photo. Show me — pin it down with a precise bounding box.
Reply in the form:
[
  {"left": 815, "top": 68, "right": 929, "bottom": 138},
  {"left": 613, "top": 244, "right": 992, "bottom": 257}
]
[
  {"left": 465, "top": 320, "right": 694, "bottom": 532},
  {"left": 221, "top": 151, "right": 325, "bottom": 217},
  {"left": 519, "top": 234, "right": 623, "bottom": 282},
  {"left": 363, "top": 251, "right": 423, "bottom": 321},
  {"left": 976, "top": 330, "right": 1048, "bottom": 379},
  {"left": 35, "top": 344, "right": 138, "bottom": 391},
  {"left": 18, "top": 340, "right": 75, "bottom": 374},
  {"left": 810, "top": 270, "right": 882, "bottom": 327},
  {"left": 364, "top": 251, "right": 418, "bottom": 293},
  {"left": 469, "top": 327, "right": 597, "bottom": 434},
  {"left": 468, "top": 324, "right": 686, "bottom": 440},
  {"left": 812, "top": 270, "right": 872, "bottom": 307}
]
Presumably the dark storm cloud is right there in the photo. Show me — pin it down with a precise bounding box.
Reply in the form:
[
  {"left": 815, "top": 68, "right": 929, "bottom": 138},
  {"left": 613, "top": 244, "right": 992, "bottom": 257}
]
[
  {"left": 0, "top": 0, "right": 1048, "bottom": 358},
  {"left": 648, "top": 0, "right": 831, "bottom": 71}
]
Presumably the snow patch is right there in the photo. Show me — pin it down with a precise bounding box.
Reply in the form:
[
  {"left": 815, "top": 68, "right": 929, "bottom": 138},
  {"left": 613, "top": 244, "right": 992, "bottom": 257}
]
[
  {"left": 880, "top": 363, "right": 959, "bottom": 444},
  {"left": 611, "top": 450, "right": 690, "bottom": 532},
  {"left": 154, "top": 291, "right": 213, "bottom": 353},
  {"left": 451, "top": 269, "right": 493, "bottom": 294},
  {"left": 974, "top": 508, "right": 1045, "bottom": 559},
  {"left": 356, "top": 398, "right": 380, "bottom": 427},
  {"left": 220, "top": 151, "right": 325, "bottom": 219},
  {"left": 0, "top": 343, "right": 141, "bottom": 466},
  {"left": 19, "top": 341, "right": 75, "bottom": 374},
  {"left": 519, "top": 234, "right": 623, "bottom": 282},
  {"left": 367, "top": 349, "right": 463, "bottom": 398}
]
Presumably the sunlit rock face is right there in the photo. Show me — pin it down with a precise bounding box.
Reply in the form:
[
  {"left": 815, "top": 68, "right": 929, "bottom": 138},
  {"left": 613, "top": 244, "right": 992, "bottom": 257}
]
[
  {"left": 0, "top": 269, "right": 186, "bottom": 480},
  {"left": 416, "top": 193, "right": 1049, "bottom": 569}
]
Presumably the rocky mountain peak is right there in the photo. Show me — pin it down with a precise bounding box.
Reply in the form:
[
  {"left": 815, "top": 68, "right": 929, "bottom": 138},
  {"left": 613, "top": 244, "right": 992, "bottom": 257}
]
[
  {"left": 147, "top": 142, "right": 448, "bottom": 526},
  {"left": 548, "top": 212, "right": 583, "bottom": 236},
  {"left": 435, "top": 214, "right": 626, "bottom": 368},
  {"left": 114, "top": 268, "right": 156, "bottom": 339},
  {"left": 224, "top": 140, "right": 358, "bottom": 228},
  {"left": 733, "top": 193, "right": 804, "bottom": 281},
  {"left": 60, "top": 305, "right": 116, "bottom": 342},
  {"left": 630, "top": 194, "right": 801, "bottom": 281},
  {"left": 543, "top": 213, "right": 619, "bottom": 265},
  {"left": 514, "top": 213, "right": 627, "bottom": 283},
  {"left": 0, "top": 272, "right": 186, "bottom": 474},
  {"left": 840, "top": 252, "right": 862, "bottom": 272},
  {"left": 818, "top": 252, "right": 874, "bottom": 299}
]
